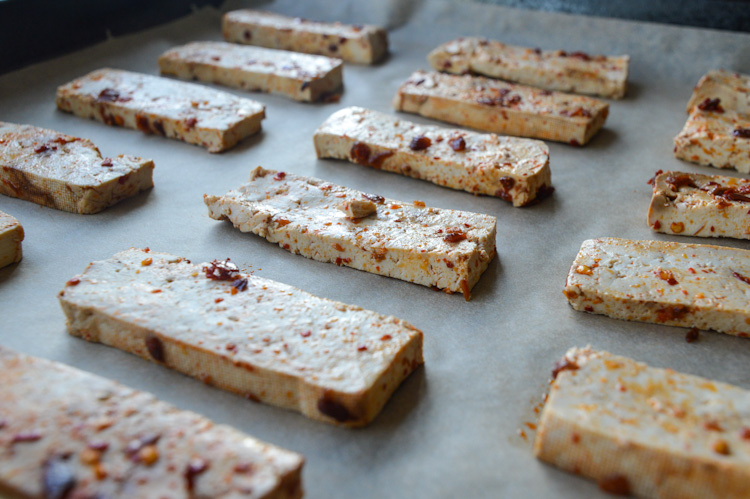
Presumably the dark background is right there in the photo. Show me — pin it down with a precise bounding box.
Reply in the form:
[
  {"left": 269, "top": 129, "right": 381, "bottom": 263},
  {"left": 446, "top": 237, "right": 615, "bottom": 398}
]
[{"left": 0, "top": 0, "right": 749, "bottom": 75}]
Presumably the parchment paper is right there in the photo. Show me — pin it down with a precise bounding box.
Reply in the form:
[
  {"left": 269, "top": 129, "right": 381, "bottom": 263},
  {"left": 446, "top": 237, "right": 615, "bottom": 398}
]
[{"left": 1, "top": 0, "right": 749, "bottom": 497}]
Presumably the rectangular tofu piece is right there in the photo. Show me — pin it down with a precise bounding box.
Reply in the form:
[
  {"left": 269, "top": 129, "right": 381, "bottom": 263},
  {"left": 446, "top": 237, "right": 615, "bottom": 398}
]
[
  {"left": 205, "top": 167, "right": 496, "bottom": 299},
  {"left": 313, "top": 106, "right": 552, "bottom": 206},
  {"left": 0, "top": 346, "right": 303, "bottom": 499},
  {"left": 428, "top": 38, "right": 629, "bottom": 99},
  {"left": 0, "top": 211, "right": 23, "bottom": 268},
  {"left": 56, "top": 68, "right": 265, "bottom": 153},
  {"left": 535, "top": 346, "right": 750, "bottom": 498},
  {"left": 159, "top": 41, "right": 343, "bottom": 103},
  {"left": 0, "top": 122, "right": 154, "bottom": 214},
  {"left": 59, "top": 248, "right": 424, "bottom": 427},
  {"left": 223, "top": 10, "right": 388, "bottom": 65},
  {"left": 563, "top": 238, "right": 750, "bottom": 337},
  {"left": 393, "top": 70, "right": 609, "bottom": 145},
  {"left": 673, "top": 107, "right": 750, "bottom": 173},
  {"left": 686, "top": 69, "right": 750, "bottom": 114},
  {"left": 648, "top": 170, "right": 750, "bottom": 240}
]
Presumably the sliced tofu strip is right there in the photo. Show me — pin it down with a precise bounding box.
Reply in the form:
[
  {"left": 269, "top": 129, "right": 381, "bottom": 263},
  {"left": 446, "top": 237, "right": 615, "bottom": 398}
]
[
  {"left": 0, "top": 211, "right": 23, "bottom": 268},
  {"left": 563, "top": 238, "right": 750, "bottom": 337},
  {"left": 648, "top": 170, "right": 750, "bottom": 240},
  {"left": 393, "top": 70, "right": 608, "bottom": 145},
  {"left": 313, "top": 106, "right": 552, "bottom": 206},
  {"left": 56, "top": 69, "right": 265, "bottom": 153},
  {"left": 535, "top": 347, "right": 750, "bottom": 499},
  {"left": 428, "top": 37, "right": 629, "bottom": 99},
  {"left": 223, "top": 10, "right": 388, "bottom": 64},
  {"left": 0, "top": 122, "right": 153, "bottom": 214},
  {"left": 673, "top": 107, "right": 750, "bottom": 173},
  {"left": 205, "top": 167, "right": 496, "bottom": 299},
  {"left": 59, "top": 248, "right": 424, "bottom": 427},
  {"left": 159, "top": 41, "right": 343, "bottom": 102},
  {"left": 0, "top": 346, "right": 303, "bottom": 499}
]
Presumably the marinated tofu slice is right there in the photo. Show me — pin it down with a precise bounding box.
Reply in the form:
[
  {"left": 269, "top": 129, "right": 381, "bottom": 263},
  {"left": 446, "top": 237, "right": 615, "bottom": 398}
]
[
  {"left": 56, "top": 68, "right": 265, "bottom": 153},
  {"left": 393, "top": 70, "right": 609, "bottom": 145},
  {"left": 0, "top": 122, "right": 153, "bottom": 214},
  {"left": 159, "top": 41, "right": 343, "bottom": 102},
  {"left": 313, "top": 106, "right": 552, "bottom": 206},
  {"left": 223, "top": 10, "right": 388, "bottom": 64},
  {"left": 563, "top": 238, "right": 750, "bottom": 337},
  {"left": 686, "top": 70, "right": 750, "bottom": 114},
  {"left": 535, "top": 347, "right": 750, "bottom": 499},
  {"left": 0, "top": 346, "right": 303, "bottom": 499},
  {"left": 428, "top": 38, "right": 629, "bottom": 99},
  {"left": 0, "top": 211, "right": 23, "bottom": 268},
  {"left": 673, "top": 106, "right": 750, "bottom": 173},
  {"left": 648, "top": 170, "right": 750, "bottom": 240},
  {"left": 59, "top": 249, "right": 424, "bottom": 427},
  {"left": 205, "top": 167, "right": 496, "bottom": 299}
]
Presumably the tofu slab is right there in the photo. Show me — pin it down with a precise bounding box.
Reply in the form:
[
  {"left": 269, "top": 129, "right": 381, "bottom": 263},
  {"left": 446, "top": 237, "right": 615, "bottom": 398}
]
[
  {"left": 0, "top": 211, "right": 23, "bottom": 268},
  {"left": 0, "top": 122, "right": 154, "bottom": 214},
  {"left": 223, "top": 10, "right": 388, "bottom": 65},
  {"left": 159, "top": 41, "right": 343, "bottom": 103},
  {"left": 535, "top": 347, "right": 750, "bottom": 499},
  {"left": 0, "top": 346, "right": 303, "bottom": 499},
  {"left": 648, "top": 170, "right": 750, "bottom": 240},
  {"left": 686, "top": 70, "right": 750, "bottom": 114},
  {"left": 313, "top": 106, "right": 552, "bottom": 206},
  {"left": 428, "top": 38, "right": 629, "bottom": 99},
  {"left": 563, "top": 238, "right": 750, "bottom": 337},
  {"left": 59, "top": 248, "right": 424, "bottom": 427},
  {"left": 56, "top": 69, "right": 265, "bottom": 153},
  {"left": 673, "top": 107, "right": 750, "bottom": 173},
  {"left": 205, "top": 167, "right": 496, "bottom": 299},
  {"left": 393, "top": 70, "right": 609, "bottom": 145}
]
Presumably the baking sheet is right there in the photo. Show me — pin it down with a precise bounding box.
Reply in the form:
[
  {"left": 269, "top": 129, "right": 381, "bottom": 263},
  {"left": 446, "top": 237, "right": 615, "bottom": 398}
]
[{"left": 1, "top": 0, "right": 750, "bottom": 497}]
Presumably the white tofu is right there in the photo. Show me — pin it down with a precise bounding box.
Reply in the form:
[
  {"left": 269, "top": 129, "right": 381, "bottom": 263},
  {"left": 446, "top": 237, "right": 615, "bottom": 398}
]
[
  {"left": 56, "top": 69, "right": 265, "bottom": 153},
  {"left": 0, "top": 122, "right": 154, "bottom": 214},
  {"left": 313, "top": 106, "right": 552, "bottom": 206},
  {"left": 59, "top": 248, "right": 424, "bottom": 427},
  {"left": 428, "top": 38, "right": 629, "bottom": 99},
  {"left": 673, "top": 107, "right": 750, "bottom": 173},
  {"left": 535, "top": 347, "right": 750, "bottom": 498},
  {"left": 159, "top": 41, "right": 343, "bottom": 102},
  {"left": 223, "top": 10, "right": 388, "bottom": 65},
  {"left": 205, "top": 167, "right": 497, "bottom": 299},
  {"left": 0, "top": 346, "right": 303, "bottom": 499},
  {"left": 393, "top": 70, "right": 609, "bottom": 145},
  {"left": 563, "top": 238, "right": 750, "bottom": 337},
  {"left": 686, "top": 70, "right": 750, "bottom": 114},
  {"left": 648, "top": 170, "right": 750, "bottom": 240},
  {"left": 0, "top": 211, "right": 23, "bottom": 269}
]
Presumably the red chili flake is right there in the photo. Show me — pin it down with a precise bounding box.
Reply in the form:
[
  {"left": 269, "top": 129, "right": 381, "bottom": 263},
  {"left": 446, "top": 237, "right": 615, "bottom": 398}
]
[
  {"left": 357, "top": 345, "right": 368, "bottom": 351},
  {"left": 647, "top": 169, "right": 663, "bottom": 186},
  {"left": 350, "top": 142, "right": 371, "bottom": 164},
  {"left": 368, "top": 150, "right": 394, "bottom": 168},
  {"left": 185, "top": 458, "right": 209, "bottom": 492},
  {"left": 665, "top": 173, "right": 697, "bottom": 191},
  {"left": 449, "top": 136, "right": 466, "bottom": 152},
  {"left": 333, "top": 243, "right": 345, "bottom": 252},
  {"left": 499, "top": 176, "right": 515, "bottom": 192},
  {"left": 317, "top": 394, "right": 355, "bottom": 422},
  {"left": 232, "top": 278, "right": 248, "bottom": 292},
  {"left": 214, "top": 297, "right": 224, "bottom": 303},
  {"left": 741, "top": 427, "right": 750, "bottom": 440},
  {"left": 203, "top": 259, "right": 239, "bottom": 281},
  {"left": 653, "top": 219, "right": 662, "bottom": 229},
  {"left": 446, "top": 261, "right": 454, "bottom": 268},
  {"left": 185, "top": 117, "right": 198, "bottom": 130},
  {"left": 704, "top": 420, "right": 722, "bottom": 431},
  {"left": 101, "top": 158, "right": 113, "bottom": 167},
  {"left": 273, "top": 171, "right": 286, "bottom": 181},
  {"left": 733, "top": 271, "right": 750, "bottom": 285},
  {"left": 234, "top": 462, "right": 254, "bottom": 473},
  {"left": 656, "top": 305, "right": 691, "bottom": 322},
  {"left": 443, "top": 229, "right": 467, "bottom": 243},
  {"left": 697, "top": 98, "right": 724, "bottom": 113},
  {"left": 136, "top": 115, "right": 151, "bottom": 134},
  {"left": 460, "top": 279, "right": 470, "bottom": 301},
  {"left": 141, "top": 258, "right": 153, "bottom": 266},
  {"left": 145, "top": 335, "right": 165, "bottom": 363},
  {"left": 300, "top": 330, "right": 312, "bottom": 338},
  {"left": 598, "top": 474, "right": 630, "bottom": 495},
  {"left": 362, "top": 193, "right": 385, "bottom": 204},
  {"left": 655, "top": 269, "right": 678, "bottom": 286},
  {"left": 66, "top": 278, "right": 81, "bottom": 286},
  {"left": 87, "top": 441, "right": 110, "bottom": 452},
  {"left": 380, "top": 334, "right": 392, "bottom": 341},
  {"left": 225, "top": 343, "right": 237, "bottom": 352},
  {"left": 685, "top": 327, "right": 700, "bottom": 343},
  {"left": 12, "top": 431, "right": 43, "bottom": 443},
  {"left": 409, "top": 135, "right": 432, "bottom": 151},
  {"left": 569, "top": 51, "right": 592, "bottom": 61},
  {"left": 551, "top": 357, "right": 579, "bottom": 380},
  {"left": 734, "top": 127, "right": 750, "bottom": 138},
  {"left": 34, "top": 144, "right": 48, "bottom": 153},
  {"left": 97, "top": 88, "right": 121, "bottom": 102},
  {"left": 570, "top": 107, "right": 592, "bottom": 118}
]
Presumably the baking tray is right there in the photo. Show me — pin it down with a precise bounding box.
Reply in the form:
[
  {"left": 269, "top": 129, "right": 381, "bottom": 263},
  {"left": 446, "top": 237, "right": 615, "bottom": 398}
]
[{"left": 1, "top": 0, "right": 749, "bottom": 496}]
